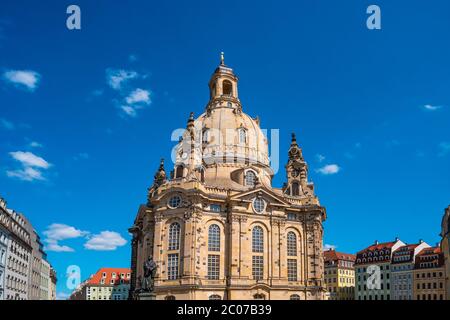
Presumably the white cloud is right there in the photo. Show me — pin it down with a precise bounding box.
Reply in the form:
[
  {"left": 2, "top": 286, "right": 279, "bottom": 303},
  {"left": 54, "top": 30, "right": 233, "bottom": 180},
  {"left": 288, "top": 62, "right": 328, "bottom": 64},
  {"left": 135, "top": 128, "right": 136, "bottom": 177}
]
[
  {"left": 29, "top": 141, "right": 43, "bottom": 148},
  {"left": 120, "top": 105, "right": 137, "bottom": 117},
  {"left": 44, "top": 223, "right": 88, "bottom": 241},
  {"left": 422, "top": 104, "right": 443, "bottom": 111},
  {"left": 3, "top": 70, "right": 41, "bottom": 91},
  {"left": 106, "top": 69, "right": 138, "bottom": 90},
  {"left": 84, "top": 231, "right": 127, "bottom": 251},
  {"left": 438, "top": 142, "right": 450, "bottom": 156},
  {"left": 9, "top": 151, "right": 50, "bottom": 168},
  {"left": 73, "top": 152, "right": 89, "bottom": 160},
  {"left": 44, "top": 240, "right": 75, "bottom": 252},
  {"left": 125, "top": 88, "right": 151, "bottom": 105},
  {"left": 316, "top": 164, "right": 340, "bottom": 175},
  {"left": 315, "top": 154, "right": 325, "bottom": 163},
  {"left": 6, "top": 167, "right": 44, "bottom": 181},
  {"left": 0, "top": 118, "right": 14, "bottom": 130},
  {"left": 323, "top": 244, "right": 337, "bottom": 251},
  {"left": 43, "top": 223, "right": 89, "bottom": 252}
]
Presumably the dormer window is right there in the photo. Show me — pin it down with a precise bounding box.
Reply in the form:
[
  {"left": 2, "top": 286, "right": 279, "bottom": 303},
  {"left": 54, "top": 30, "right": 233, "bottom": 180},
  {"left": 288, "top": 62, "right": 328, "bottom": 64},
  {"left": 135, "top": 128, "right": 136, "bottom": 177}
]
[{"left": 245, "top": 170, "right": 256, "bottom": 186}]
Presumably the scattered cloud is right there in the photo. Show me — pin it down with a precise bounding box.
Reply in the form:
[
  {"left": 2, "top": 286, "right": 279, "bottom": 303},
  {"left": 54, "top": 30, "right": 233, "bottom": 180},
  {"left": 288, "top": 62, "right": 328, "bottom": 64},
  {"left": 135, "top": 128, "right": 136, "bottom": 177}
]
[
  {"left": 323, "top": 244, "right": 337, "bottom": 251},
  {"left": 125, "top": 88, "right": 151, "bottom": 105},
  {"left": 315, "top": 154, "right": 325, "bottom": 163},
  {"left": 3, "top": 69, "right": 41, "bottom": 91},
  {"left": 6, "top": 166, "right": 44, "bottom": 181},
  {"left": 9, "top": 151, "right": 50, "bottom": 168},
  {"left": 43, "top": 223, "right": 89, "bottom": 252},
  {"left": 438, "top": 142, "right": 450, "bottom": 156},
  {"left": 316, "top": 164, "right": 340, "bottom": 175},
  {"left": 422, "top": 104, "right": 443, "bottom": 111},
  {"left": 106, "top": 68, "right": 138, "bottom": 90},
  {"left": 84, "top": 231, "right": 127, "bottom": 251},
  {"left": 0, "top": 118, "right": 14, "bottom": 130},
  {"left": 120, "top": 105, "right": 137, "bottom": 117},
  {"left": 6, "top": 151, "right": 51, "bottom": 181},
  {"left": 43, "top": 223, "right": 89, "bottom": 241},
  {"left": 29, "top": 141, "right": 43, "bottom": 148}
]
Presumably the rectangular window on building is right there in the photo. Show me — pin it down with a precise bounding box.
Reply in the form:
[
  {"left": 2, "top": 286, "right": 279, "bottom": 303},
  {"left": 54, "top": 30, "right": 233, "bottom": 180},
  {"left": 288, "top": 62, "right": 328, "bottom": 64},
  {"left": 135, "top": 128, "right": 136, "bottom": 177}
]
[
  {"left": 252, "top": 256, "right": 264, "bottom": 280},
  {"left": 210, "top": 204, "right": 221, "bottom": 213},
  {"left": 207, "top": 255, "right": 220, "bottom": 280},
  {"left": 287, "top": 259, "right": 297, "bottom": 281},
  {"left": 167, "top": 254, "right": 179, "bottom": 280}
]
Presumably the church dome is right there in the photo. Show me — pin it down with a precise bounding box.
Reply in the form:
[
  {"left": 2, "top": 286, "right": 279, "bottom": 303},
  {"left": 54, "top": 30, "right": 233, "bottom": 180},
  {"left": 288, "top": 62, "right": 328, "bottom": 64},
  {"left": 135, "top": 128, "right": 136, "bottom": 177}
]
[{"left": 172, "top": 54, "right": 273, "bottom": 188}]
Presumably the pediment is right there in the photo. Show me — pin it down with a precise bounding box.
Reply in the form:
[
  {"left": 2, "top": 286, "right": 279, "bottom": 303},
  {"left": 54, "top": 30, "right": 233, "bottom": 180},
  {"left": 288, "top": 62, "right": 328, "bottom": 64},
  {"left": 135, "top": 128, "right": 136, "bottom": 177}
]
[{"left": 230, "top": 187, "right": 290, "bottom": 207}]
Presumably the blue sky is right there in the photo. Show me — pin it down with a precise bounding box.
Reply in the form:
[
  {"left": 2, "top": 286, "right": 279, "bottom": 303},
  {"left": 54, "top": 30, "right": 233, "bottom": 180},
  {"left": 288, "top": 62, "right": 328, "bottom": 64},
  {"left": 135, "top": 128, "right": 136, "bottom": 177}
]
[{"left": 1, "top": 0, "right": 449, "bottom": 299}]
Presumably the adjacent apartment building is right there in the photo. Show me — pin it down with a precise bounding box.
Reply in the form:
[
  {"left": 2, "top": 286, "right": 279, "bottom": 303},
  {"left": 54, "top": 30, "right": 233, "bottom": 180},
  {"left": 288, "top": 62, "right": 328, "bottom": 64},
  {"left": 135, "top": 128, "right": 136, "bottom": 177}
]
[
  {"left": 323, "top": 249, "right": 356, "bottom": 300},
  {"left": 390, "top": 241, "right": 430, "bottom": 300},
  {"left": 0, "top": 195, "right": 56, "bottom": 300},
  {"left": 355, "top": 238, "right": 405, "bottom": 300},
  {"left": 70, "top": 268, "right": 131, "bottom": 300},
  {"left": 413, "top": 246, "right": 446, "bottom": 300}
]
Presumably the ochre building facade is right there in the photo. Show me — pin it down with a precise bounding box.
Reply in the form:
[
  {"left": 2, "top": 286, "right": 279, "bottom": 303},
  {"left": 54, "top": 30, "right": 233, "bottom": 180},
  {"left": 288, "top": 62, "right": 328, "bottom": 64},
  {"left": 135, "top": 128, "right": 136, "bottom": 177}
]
[{"left": 129, "top": 56, "right": 327, "bottom": 300}]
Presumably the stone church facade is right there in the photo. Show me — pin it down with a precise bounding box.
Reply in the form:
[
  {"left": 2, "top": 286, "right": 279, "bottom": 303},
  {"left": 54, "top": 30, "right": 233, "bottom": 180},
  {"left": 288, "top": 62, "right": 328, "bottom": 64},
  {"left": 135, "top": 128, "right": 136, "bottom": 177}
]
[{"left": 129, "top": 55, "right": 327, "bottom": 300}]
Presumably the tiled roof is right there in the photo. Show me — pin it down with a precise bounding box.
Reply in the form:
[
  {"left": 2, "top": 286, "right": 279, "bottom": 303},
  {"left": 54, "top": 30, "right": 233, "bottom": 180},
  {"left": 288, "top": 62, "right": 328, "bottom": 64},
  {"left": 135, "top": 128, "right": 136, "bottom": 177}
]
[
  {"left": 357, "top": 241, "right": 396, "bottom": 254},
  {"left": 87, "top": 268, "right": 131, "bottom": 286},
  {"left": 414, "top": 247, "right": 444, "bottom": 269},
  {"left": 324, "top": 249, "right": 356, "bottom": 262}
]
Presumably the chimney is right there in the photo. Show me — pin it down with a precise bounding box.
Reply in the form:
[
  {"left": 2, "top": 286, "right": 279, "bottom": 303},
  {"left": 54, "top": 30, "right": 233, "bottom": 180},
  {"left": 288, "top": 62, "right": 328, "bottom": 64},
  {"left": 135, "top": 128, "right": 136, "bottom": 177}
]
[
  {"left": 374, "top": 240, "right": 379, "bottom": 245},
  {"left": 395, "top": 237, "right": 399, "bottom": 242},
  {"left": 419, "top": 239, "right": 423, "bottom": 244}
]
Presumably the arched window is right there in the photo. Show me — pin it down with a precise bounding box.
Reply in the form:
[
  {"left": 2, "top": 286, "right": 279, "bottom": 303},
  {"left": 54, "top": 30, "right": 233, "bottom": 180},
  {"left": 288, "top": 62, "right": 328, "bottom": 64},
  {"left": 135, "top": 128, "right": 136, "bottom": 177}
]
[
  {"left": 238, "top": 128, "right": 247, "bottom": 144},
  {"left": 291, "top": 182, "right": 300, "bottom": 196},
  {"left": 202, "top": 129, "right": 209, "bottom": 144},
  {"left": 165, "top": 295, "right": 176, "bottom": 300},
  {"left": 209, "top": 294, "right": 221, "bottom": 300},
  {"left": 245, "top": 171, "right": 256, "bottom": 187},
  {"left": 223, "top": 80, "right": 232, "bottom": 96},
  {"left": 208, "top": 224, "right": 220, "bottom": 251},
  {"left": 175, "top": 165, "right": 184, "bottom": 179},
  {"left": 168, "top": 222, "right": 181, "bottom": 250},
  {"left": 290, "top": 294, "right": 300, "bottom": 300},
  {"left": 252, "top": 226, "right": 263, "bottom": 253},
  {"left": 287, "top": 232, "right": 297, "bottom": 256}
]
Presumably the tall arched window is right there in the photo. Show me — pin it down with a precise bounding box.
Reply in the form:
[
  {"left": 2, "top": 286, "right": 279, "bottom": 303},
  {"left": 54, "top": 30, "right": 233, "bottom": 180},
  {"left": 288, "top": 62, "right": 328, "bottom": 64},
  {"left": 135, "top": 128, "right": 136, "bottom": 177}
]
[
  {"left": 252, "top": 226, "right": 264, "bottom": 280},
  {"left": 208, "top": 224, "right": 221, "bottom": 280},
  {"left": 238, "top": 128, "right": 247, "bottom": 144},
  {"left": 208, "top": 224, "right": 220, "bottom": 252},
  {"left": 287, "top": 232, "right": 297, "bottom": 256},
  {"left": 291, "top": 182, "right": 300, "bottom": 196},
  {"left": 223, "top": 80, "right": 232, "bottom": 96},
  {"left": 245, "top": 171, "right": 256, "bottom": 187},
  {"left": 168, "top": 222, "right": 181, "bottom": 250},
  {"left": 167, "top": 222, "right": 181, "bottom": 280}
]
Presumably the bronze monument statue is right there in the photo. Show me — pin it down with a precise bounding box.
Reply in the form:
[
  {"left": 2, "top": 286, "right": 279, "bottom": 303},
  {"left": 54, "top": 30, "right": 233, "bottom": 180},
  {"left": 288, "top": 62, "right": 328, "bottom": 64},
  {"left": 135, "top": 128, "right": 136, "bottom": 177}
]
[{"left": 141, "top": 256, "right": 157, "bottom": 292}]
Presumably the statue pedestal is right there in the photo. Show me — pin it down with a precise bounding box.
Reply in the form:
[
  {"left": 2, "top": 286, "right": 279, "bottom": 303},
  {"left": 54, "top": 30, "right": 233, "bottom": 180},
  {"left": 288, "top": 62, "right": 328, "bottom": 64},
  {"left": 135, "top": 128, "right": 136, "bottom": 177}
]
[{"left": 137, "top": 292, "right": 157, "bottom": 300}]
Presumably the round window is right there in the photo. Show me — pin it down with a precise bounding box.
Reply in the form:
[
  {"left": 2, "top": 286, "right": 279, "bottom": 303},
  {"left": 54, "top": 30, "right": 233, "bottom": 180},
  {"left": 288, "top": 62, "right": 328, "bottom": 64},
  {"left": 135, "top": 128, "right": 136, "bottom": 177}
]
[
  {"left": 168, "top": 195, "right": 182, "bottom": 208},
  {"left": 253, "top": 198, "right": 265, "bottom": 213}
]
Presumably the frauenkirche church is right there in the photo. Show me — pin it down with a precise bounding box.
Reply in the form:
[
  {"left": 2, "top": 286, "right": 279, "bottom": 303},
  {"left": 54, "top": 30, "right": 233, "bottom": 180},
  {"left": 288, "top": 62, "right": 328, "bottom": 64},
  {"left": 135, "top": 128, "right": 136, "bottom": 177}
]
[{"left": 129, "top": 54, "right": 327, "bottom": 300}]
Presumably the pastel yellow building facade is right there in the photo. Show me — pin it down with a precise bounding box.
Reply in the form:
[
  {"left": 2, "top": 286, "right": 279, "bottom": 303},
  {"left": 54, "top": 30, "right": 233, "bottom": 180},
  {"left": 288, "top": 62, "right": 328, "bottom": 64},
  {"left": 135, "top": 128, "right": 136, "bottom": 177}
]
[
  {"left": 440, "top": 206, "right": 450, "bottom": 299},
  {"left": 323, "top": 249, "right": 355, "bottom": 300},
  {"left": 129, "top": 56, "right": 327, "bottom": 300}
]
